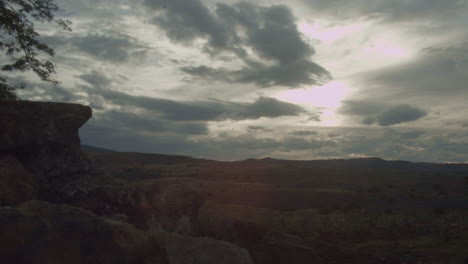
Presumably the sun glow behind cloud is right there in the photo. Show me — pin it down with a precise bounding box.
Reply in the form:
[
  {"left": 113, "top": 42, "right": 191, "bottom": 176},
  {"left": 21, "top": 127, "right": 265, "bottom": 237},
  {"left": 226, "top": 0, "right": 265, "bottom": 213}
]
[
  {"left": 276, "top": 81, "right": 349, "bottom": 108},
  {"left": 298, "top": 22, "right": 365, "bottom": 43},
  {"left": 275, "top": 81, "right": 350, "bottom": 126},
  {"left": 298, "top": 19, "right": 416, "bottom": 79}
]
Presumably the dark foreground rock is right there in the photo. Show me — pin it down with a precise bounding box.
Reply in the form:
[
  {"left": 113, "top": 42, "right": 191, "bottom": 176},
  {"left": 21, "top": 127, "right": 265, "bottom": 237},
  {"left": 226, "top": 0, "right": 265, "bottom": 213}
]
[
  {"left": 0, "top": 155, "right": 38, "bottom": 205},
  {"left": 0, "top": 200, "right": 169, "bottom": 264},
  {"left": 0, "top": 200, "right": 126, "bottom": 264},
  {"left": 0, "top": 100, "right": 92, "bottom": 180},
  {"left": 161, "top": 232, "right": 253, "bottom": 264}
]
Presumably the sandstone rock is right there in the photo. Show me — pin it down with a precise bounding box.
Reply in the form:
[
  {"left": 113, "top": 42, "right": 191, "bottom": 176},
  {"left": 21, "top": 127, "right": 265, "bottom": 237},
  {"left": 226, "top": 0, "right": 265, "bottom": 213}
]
[
  {"left": 162, "top": 232, "right": 253, "bottom": 264},
  {"left": 0, "top": 100, "right": 92, "bottom": 180},
  {"left": 0, "top": 200, "right": 168, "bottom": 264},
  {"left": 38, "top": 171, "right": 152, "bottom": 229},
  {"left": 105, "top": 218, "right": 168, "bottom": 264},
  {"left": 0, "top": 200, "right": 125, "bottom": 264},
  {"left": 0, "top": 155, "right": 39, "bottom": 205}
]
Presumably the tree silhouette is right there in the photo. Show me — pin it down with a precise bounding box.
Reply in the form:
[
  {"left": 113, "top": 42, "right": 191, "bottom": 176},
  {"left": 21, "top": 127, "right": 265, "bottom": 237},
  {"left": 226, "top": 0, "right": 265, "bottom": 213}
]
[{"left": 0, "top": 0, "right": 71, "bottom": 100}]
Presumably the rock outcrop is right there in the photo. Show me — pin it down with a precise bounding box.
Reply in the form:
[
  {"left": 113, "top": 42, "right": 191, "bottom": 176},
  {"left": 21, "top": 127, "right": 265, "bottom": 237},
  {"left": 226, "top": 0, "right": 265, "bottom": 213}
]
[{"left": 0, "top": 100, "right": 92, "bottom": 181}]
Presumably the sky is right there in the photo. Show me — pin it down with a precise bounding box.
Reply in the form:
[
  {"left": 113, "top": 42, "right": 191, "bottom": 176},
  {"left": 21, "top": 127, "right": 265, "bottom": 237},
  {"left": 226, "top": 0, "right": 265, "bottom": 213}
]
[{"left": 13, "top": 0, "right": 468, "bottom": 162}]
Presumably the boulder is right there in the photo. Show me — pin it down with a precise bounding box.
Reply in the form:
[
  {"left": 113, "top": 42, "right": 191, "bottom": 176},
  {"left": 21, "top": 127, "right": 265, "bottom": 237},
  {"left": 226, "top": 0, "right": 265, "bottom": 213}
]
[
  {"left": 0, "top": 200, "right": 125, "bottom": 264},
  {"left": 0, "top": 100, "right": 92, "bottom": 180},
  {"left": 0, "top": 200, "right": 168, "bottom": 264},
  {"left": 0, "top": 155, "right": 39, "bottom": 205},
  {"left": 161, "top": 232, "right": 253, "bottom": 264},
  {"left": 105, "top": 218, "right": 168, "bottom": 264}
]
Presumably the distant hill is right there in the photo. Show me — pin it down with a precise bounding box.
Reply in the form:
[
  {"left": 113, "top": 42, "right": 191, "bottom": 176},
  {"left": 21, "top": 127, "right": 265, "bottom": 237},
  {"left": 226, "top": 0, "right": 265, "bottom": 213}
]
[{"left": 80, "top": 144, "right": 116, "bottom": 153}]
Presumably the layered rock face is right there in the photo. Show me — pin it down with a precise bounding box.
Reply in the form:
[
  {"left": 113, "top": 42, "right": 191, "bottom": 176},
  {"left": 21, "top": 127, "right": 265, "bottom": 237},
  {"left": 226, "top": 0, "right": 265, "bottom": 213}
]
[
  {"left": 0, "top": 155, "right": 38, "bottom": 205},
  {"left": 0, "top": 100, "right": 92, "bottom": 181}
]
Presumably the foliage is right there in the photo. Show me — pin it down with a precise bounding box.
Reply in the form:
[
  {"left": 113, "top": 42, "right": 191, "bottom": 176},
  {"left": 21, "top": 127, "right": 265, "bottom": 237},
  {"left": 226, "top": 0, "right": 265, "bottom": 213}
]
[
  {"left": 0, "top": 0, "right": 71, "bottom": 100},
  {"left": 0, "top": 76, "right": 20, "bottom": 99}
]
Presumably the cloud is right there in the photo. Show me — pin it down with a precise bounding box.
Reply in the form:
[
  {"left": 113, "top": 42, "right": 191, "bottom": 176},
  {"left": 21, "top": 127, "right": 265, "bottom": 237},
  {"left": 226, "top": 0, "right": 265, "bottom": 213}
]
[
  {"left": 54, "top": 0, "right": 135, "bottom": 19},
  {"left": 17, "top": 0, "right": 468, "bottom": 163},
  {"left": 80, "top": 124, "right": 338, "bottom": 160},
  {"left": 300, "top": 0, "right": 465, "bottom": 22},
  {"left": 338, "top": 128, "right": 468, "bottom": 163},
  {"left": 376, "top": 105, "right": 427, "bottom": 126},
  {"left": 182, "top": 59, "right": 329, "bottom": 87},
  {"left": 90, "top": 110, "right": 209, "bottom": 135},
  {"left": 289, "top": 130, "right": 319, "bottom": 136},
  {"left": 398, "top": 130, "right": 425, "bottom": 139},
  {"left": 42, "top": 28, "right": 150, "bottom": 63},
  {"left": 80, "top": 123, "right": 197, "bottom": 155},
  {"left": 347, "top": 45, "right": 468, "bottom": 128},
  {"left": 74, "top": 70, "right": 312, "bottom": 121},
  {"left": 143, "top": 0, "right": 330, "bottom": 87},
  {"left": 248, "top": 126, "right": 266, "bottom": 131},
  {"left": 341, "top": 101, "right": 427, "bottom": 126},
  {"left": 79, "top": 113, "right": 468, "bottom": 162},
  {"left": 78, "top": 70, "right": 113, "bottom": 87},
  {"left": 362, "top": 52, "right": 467, "bottom": 97},
  {"left": 182, "top": 133, "right": 337, "bottom": 160},
  {"left": 146, "top": 0, "right": 233, "bottom": 51},
  {"left": 91, "top": 88, "right": 308, "bottom": 121}
]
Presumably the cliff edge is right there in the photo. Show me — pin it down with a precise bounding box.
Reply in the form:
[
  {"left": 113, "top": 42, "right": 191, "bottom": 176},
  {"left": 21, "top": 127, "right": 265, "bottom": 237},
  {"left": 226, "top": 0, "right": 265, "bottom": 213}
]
[{"left": 0, "top": 100, "right": 92, "bottom": 181}]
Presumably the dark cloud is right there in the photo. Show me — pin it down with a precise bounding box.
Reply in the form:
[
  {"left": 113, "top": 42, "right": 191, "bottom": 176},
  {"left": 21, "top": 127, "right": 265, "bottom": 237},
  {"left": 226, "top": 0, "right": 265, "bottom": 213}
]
[
  {"left": 376, "top": 105, "right": 427, "bottom": 126},
  {"left": 182, "top": 59, "right": 329, "bottom": 87},
  {"left": 242, "top": 97, "right": 306, "bottom": 119},
  {"left": 341, "top": 101, "right": 427, "bottom": 126},
  {"left": 399, "top": 130, "right": 425, "bottom": 139},
  {"left": 290, "top": 130, "right": 319, "bottom": 136},
  {"left": 94, "top": 88, "right": 307, "bottom": 121},
  {"left": 143, "top": 0, "right": 330, "bottom": 87},
  {"left": 147, "top": 0, "right": 234, "bottom": 52},
  {"left": 248, "top": 126, "right": 264, "bottom": 130},
  {"left": 75, "top": 70, "right": 312, "bottom": 121}
]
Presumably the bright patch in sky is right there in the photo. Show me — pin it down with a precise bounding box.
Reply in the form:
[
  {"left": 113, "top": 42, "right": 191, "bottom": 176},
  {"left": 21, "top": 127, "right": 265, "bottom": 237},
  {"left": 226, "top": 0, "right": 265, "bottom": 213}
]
[
  {"left": 362, "top": 38, "right": 411, "bottom": 58},
  {"left": 298, "top": 22, "right": 365, "bottom": 43},
  {"left": 275, "top": 81, "right": 350, "bottom": 109},
  {"left": 275, "top": 81, "right": 350, "bottom": 126}
]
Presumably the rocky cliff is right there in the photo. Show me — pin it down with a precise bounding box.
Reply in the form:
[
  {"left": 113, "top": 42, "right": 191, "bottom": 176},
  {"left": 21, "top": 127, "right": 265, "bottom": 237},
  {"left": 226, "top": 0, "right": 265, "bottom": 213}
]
[
  {"left": 0, "top": 100, "right": 253, "bottom": 264},
  {"left": 0, "top": 101, "right": 91, "bottom": 182}
]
